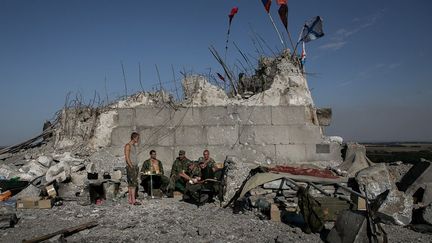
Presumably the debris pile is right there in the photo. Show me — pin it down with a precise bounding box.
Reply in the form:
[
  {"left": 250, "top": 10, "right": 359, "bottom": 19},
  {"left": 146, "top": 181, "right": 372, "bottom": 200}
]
[{"left": 182, "top": 49, "right": 314, "bottom": 107}]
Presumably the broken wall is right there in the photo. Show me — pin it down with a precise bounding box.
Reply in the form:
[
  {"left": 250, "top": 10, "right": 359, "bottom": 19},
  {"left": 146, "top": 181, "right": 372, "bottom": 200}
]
[
  {"left": 106, "top": 104, "right": 341, "bottom": 172},
  {"left": 53, "top": 50, "right": 342, "bottom": 174}
]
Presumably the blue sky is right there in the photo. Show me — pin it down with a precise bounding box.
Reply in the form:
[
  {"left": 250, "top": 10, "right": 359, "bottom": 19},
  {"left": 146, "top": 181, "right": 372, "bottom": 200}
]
[{"left": 1, "top": 0, "right": 431, "bottom": 146}]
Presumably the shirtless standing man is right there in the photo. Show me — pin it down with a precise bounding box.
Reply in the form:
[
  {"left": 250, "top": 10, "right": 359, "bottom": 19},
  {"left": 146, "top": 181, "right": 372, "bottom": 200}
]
[{"left": 124, "top": 132, "right": 141, "bottom": 205}]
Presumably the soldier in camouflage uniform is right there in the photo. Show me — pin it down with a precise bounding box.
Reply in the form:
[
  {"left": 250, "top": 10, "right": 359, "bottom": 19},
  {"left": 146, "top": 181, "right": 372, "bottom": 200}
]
[
  {"left": 168, "top": 150, "right": 193, "bottom": 194},
  {"left": 183, "top": 150, "right": 222, "bottom": 204},
  {"left": 140, "top": 150, "right": 170, "bottom": 195}
]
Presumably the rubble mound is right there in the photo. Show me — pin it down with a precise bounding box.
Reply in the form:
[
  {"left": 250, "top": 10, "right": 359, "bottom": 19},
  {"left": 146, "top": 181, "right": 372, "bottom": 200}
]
[{"left": 182, "top": 49, "right": 314, "bottom": 107}]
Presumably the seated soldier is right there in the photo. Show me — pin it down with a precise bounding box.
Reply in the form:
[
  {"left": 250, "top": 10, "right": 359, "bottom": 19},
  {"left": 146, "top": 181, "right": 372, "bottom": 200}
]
[
  {"left": 183, "top": 150, "right": 222, "bottom": 204},
  {"left": 140, "top": 150, "right": 170, "bottom": 196},
  {"left": 168, "top": 150, "right": 193, "bottom": 194},
  {"left": 198, "top": 149, "right": 222, "bottom": 181}
]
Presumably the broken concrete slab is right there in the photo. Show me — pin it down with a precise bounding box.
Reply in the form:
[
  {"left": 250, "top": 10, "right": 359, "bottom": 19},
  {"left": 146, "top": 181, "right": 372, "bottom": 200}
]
[
  {"left": 0, "top": 164, "right": 16, "bottom": 179},
  {"left": 46, "top": 161, "right": 71, "bottom": 183},
  {"left": 0, "top": 211, "right": 18, "bottom": 229},
  {"left": 327, "top": 210, "right": 387, "bottom": 243},
  {"left": 337, "top": 143, "right": 373, "bottom": 177},
  {"left": 37, "top": 155, "right": 54, "bottom": 167},
  {"left": 19, "top": 161, "right": 48, "bottom": 180},
  {"left": 57, "top": 183, "right": 80, "bottom": 198},
  {"left": 316, "top": 108, "right": 332, "bottom": 126},
  {"left": 421, "top": 203, "right": 432, "bottom": 225},
  {"left": 71, "top": 172, "right": 87, "bottom": 186},
  {"left": 13, "top": 184, "right": 41, "bottom": 199},
  {"left": 356, "top": 164, "right": 392, "bottom": 200},
  {"left": 377, "top": 189, "right": 413, "bottom": 226},
  {"left": 421, "top": 183, "right": 432, "bottom": 206},
  {"left": 111, "top": 170, "right": 122, "bottom": 181},
  {"left": 399, "top": 158, "right": 432, "bottom": 197}
]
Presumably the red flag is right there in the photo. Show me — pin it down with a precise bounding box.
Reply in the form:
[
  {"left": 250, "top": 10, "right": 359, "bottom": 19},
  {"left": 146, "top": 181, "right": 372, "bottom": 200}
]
[
  {"left": 277, "top": 0, "right": 287, "bottom": 5},
  {"left": 278, "top": 4, "right": 288, "bottom": 30},
  {"left": 228, "top": 7, "right": 239, "bottom": 25},
  {"left": 217, "top": 73, "right": 226, "bottom": 82},
  {"left": 261, "top": 0, "right": 272, "bottom": 13}
]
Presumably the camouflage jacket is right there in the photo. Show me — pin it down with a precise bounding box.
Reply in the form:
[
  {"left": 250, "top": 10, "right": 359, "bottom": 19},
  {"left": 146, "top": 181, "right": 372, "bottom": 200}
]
[
  {"left": 170, "top": 157, "right": 191, "bottom": 177},
  {"left": 141, "top": 159, "right": 164, "bottom": 175}
]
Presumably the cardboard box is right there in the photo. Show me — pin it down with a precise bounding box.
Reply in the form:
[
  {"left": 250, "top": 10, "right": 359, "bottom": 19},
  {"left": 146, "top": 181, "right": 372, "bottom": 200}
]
[
  {"left": 270, "top": 204, "right": 281, "bottom": 222},
  {"left": 16, "top": 198, "right": 53, "bottom": 209}
]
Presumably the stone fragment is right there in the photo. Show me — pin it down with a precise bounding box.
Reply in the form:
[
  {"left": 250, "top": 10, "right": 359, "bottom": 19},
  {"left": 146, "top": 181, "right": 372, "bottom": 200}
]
[
  {"left": 377, "top": 189, "right": 413, "bottom": 226},
  {"left": 71, "top": 164, "right": 86, "bottom": 173},
  {"left": 86, "top": 162, "right": 96, "bottom": 174},
  {"left": 13, "top": 184, "right": 41, "bottom": 199},
  {"left": 71, "top": 172, "right": 87, "bottom": 186},
  {"left": 327, "top": 210, "right": 373, "bottom": 243},
  {"left": 338, "top": 143, "right": 373, "bottom": 177},
  {"left": 399, "top": 159, "right": 432, "bottom": 197},
  {"left": 0, "top": 164, "right": 15, "bottom": 179},
  {"left": 356, "top": 164, "right": 392, "bottom": 200},
  {"left": 421, "top": 203, "right": 432, "bottom": 225},
  {"left": 46, "top": 161, "right": 71, "bottom": 183},
  {"left": 37, "top": 155, "right": 54, "bottom": 167},
  {"left": 20, "top": 161, "right": 48, "bottom": 180},
  {"left": 111, "top": 170, "right": 122, "bottom": 180}
]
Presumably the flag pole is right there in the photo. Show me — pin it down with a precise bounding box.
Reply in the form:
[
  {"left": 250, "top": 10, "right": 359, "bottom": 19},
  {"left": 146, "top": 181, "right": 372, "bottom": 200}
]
[
  {"left": 284, "top": 3, "right": 296, "bottom": 52},
  {"left": 224, "top": 24, "right": 231, "bottom": 63},
  {"left": 267, "top": 12, "right": 286, "bottom": 49},
  {"left": 291, "top": 26, "right": 305, "bottom": 58}
]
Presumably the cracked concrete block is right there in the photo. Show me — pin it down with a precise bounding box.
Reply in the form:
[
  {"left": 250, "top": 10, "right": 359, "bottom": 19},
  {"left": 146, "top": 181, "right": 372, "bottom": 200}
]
[
  {"left": 201, "top": 106, "right": 236, "bottom": 126},
  {"left": 111, "top": 127, "right": 133, "bottom": 146},
  {"left": 239, "top": 125, "right": 291, "bottom": 145},
  {"left": 117, "top": 108, "right": 134, "bottom": 126},
  {"left": 46, "top": 161, "right": 71, "bottom": 183},
  {"left": 135, "top": 107, "right": 171, "bottom": 126},
  {"left": 71, "top": 172, "right": 87, "bottom": 186},
  {"left": 276, "top": 144, "right": 307, "bottom": 163},
  {"left": 233, "top": 106, "right": 272, "bottom": 125},
  {"left": 169, "top": 108, "right": 202, "bottom": 126},
  {"left": 138, "top": 127, "right": 175, "bottom": 146},
  {"left": 238, "top": 126, "right": 255, "bottom": 145},
  {"left": 174, "top": 126, "right": 207, "bottom": 146},
  {"left": 271, "top": 106, "right": 307, "bottom": 125},
  {"left": 20, "top": 161, "right": 48, "bottom": 179},
  {"left": 356, "top": 164, "right": 393, "bottom": 200},
  {"left": 37, "top": 155, "right": 54, "bottom": 167},
  {"left": 287, "top": 125, "right": 322, "bottom": 144},
  {"left": 207, "top": 125, "right": 238, "bottom": 146},
  {"left": 253, "top": 126, "right": 290, "bottom": 145},
  {"left": 377, "top": 189, "right": 413, "bottom": 226}
]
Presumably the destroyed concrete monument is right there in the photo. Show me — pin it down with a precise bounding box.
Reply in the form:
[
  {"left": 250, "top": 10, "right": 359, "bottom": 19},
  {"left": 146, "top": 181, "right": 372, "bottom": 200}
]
[{"left": 52, "top": 50, "right": 342, "bottom": 175}]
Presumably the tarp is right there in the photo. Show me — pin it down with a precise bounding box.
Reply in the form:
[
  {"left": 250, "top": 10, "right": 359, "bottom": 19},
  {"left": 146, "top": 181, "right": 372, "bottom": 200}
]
[{"left": 238, "top": 172, "right": 348, "bottom": 198}]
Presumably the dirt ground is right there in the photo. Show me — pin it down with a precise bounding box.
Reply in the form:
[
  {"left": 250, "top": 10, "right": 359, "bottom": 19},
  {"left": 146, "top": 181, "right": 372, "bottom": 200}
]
[{"left": 2, "top": 197, "right": 432, "bottom": 243}]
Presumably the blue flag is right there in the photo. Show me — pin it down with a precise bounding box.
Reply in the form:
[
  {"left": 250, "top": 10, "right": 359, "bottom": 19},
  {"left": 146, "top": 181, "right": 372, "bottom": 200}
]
[{"left": 300, "top": 16, "right": 324, "bottom": 42}]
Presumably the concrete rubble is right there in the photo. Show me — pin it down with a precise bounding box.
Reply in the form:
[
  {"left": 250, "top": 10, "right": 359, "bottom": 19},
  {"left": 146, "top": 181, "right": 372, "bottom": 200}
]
[
  {"left": 356, "top": 164, "right": 413, "bottom": 226},
  {"left": 0, "top": 50, "right": 431, "bottom": 242},
  {"left": 356, "top": 164, "right": 393, "bottom": 200},
  {"left": 46, "top": 161, "right": 71, "bottom": 183}
]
